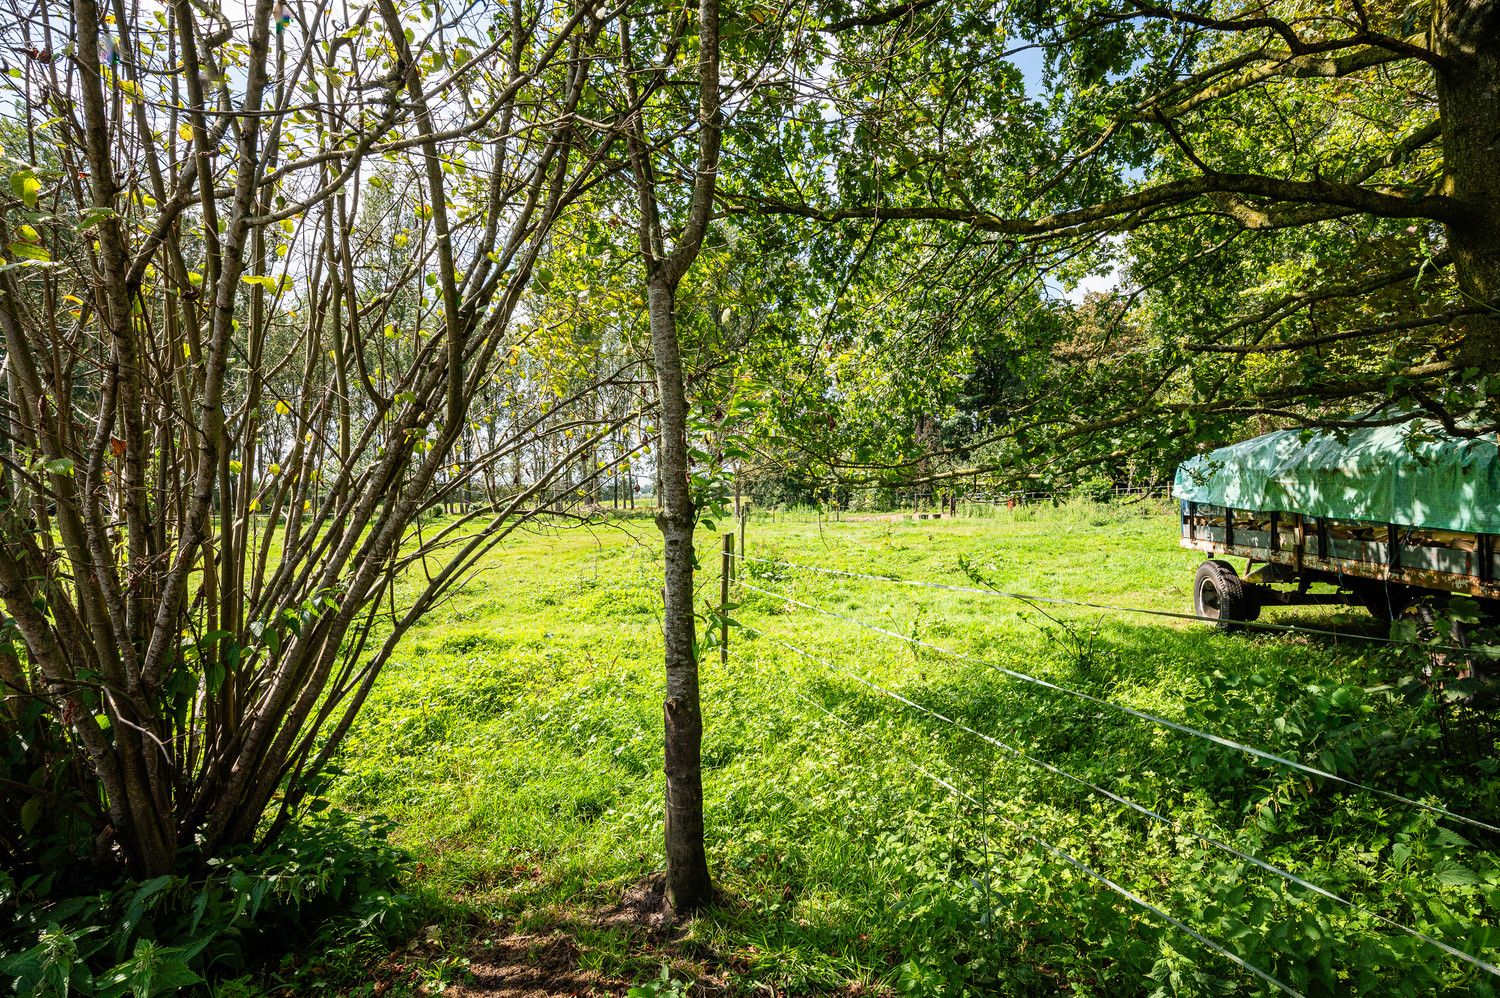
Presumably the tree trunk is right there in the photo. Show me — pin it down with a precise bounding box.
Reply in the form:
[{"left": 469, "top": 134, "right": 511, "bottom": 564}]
[
  {"left": 0, "top": 618, "right": 24, "bottom": 723},
  {"left": 619, "top": 0, "right": 720, "bottom": 914},
  {"left": 1434, "top": 0, "right": 1500, "bottom": 375},
  {"left": 646, "top": 278, "right": 713, "bottom": 912}
]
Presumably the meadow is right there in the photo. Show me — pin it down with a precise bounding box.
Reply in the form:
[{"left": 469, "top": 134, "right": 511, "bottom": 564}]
[{"left": 325, "top": 501, "right": 1500, "bottom": 996}]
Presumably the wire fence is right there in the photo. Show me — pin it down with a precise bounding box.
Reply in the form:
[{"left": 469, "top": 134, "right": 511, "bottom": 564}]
[
  {"left": 721, "top": 542, "right": 1500, "bottom": 992},
  {"left": 748, "top": 628, "right": 1311, "bottom": 996},
  {"left": 735, "top": 553, "right": 1477, "bottom": 655},
  {"left": 737, "top": 626, "right": 1312, "bottom": 996}
]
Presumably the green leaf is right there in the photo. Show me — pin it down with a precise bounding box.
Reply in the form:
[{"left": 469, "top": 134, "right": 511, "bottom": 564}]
[
  {"left": 77, "top": 206, "right": 118, "bottom": 231},
  {"left": 45, "top": 458, "right": 74, "bottom": 476},
  {"left": 19, "top": 796, "right": 41, "bottom": 833},
  {"left": 1436, "top": 863, "right": 1481, "bottom": 887},
  {"left": 100, "top": 939, "right": 203, "bottom": 998},
  {"left": 7, "top": 241, "right": 50, "bottom": 262},
  {"left": 10, "top": 169, "right": 40, "bottom": 208}
]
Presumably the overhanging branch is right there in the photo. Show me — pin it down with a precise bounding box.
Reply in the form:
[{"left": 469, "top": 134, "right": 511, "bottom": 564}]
[{"left": 732, "top": 171, "right": 1464, "bottom": 237}]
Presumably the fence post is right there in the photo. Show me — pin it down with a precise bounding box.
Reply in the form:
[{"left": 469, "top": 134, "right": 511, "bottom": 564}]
[{"left": 720, "top": 532, "right": 733, "bottom": 667}]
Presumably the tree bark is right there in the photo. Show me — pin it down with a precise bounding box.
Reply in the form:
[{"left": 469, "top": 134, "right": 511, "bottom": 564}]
[
  {"left": 0, "top": 617, "right": 24, "bottom": 724},
  {"left": 1433, "top": 0, "right": 1500, "bottom": 376},
  {"left": 646, "top": 279, "right": 713, "bottom": 911}
]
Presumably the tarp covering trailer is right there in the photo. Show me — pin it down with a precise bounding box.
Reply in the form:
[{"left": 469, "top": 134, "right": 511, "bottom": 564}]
[{"left": 1172, "top": 420, "right": 1500, "bottom": 625}]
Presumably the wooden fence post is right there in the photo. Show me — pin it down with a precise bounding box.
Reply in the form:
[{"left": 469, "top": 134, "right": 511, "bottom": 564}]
[{"left": 720, "top": 532, "right": 733, "bottom": 667}]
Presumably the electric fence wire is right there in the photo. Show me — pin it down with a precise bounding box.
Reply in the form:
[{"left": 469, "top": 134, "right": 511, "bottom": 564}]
[
  {"left": 733, "top": 552, "right": 1476, "bottom": 655},
  {"left": 731, "top": 624, "right": 1310, "bottom": 998},
  {"left": 732, "top": 574, "right": 1500, "bottom": 839},
  {"left": 734, "top": 604, "right": 1500, "bottom": 979},
  {"left": 961, "top": 486, "right": 1171, "bottom": 505}
]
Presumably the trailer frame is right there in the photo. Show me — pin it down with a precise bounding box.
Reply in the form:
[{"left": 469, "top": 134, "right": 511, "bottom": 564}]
[{"left": 1180, "top": 501, "right": 1500, "bottom": 623}]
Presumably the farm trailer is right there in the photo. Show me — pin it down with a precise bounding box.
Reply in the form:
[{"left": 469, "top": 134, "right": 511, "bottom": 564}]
[{"left": 1171, "top": 420, "right": 1500, "bottom": 626}]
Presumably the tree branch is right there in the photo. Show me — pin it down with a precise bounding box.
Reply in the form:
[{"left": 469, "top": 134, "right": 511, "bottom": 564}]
[
  {"left": 735, "top": 171, "right": 1464, "bottom": 237},
  {"left": 821, "top": 0, "right": 943, "bottom": 33}
]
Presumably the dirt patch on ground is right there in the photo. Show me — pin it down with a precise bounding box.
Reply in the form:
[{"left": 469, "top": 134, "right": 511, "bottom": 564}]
[
  {"left": 382, "top": 877, "right": 877, "bottom": 997},
  {"left": 594, "top": 874, "right": 681, "bottom": 938},
  {"left": 440, "top": 932, "right": 626, "bottom": 998},
  {"left": 385, "top": 877, "right": 681, "bottom": 997},
  {"left": 839, "top": 513, "right": 951, "bottom": 523},
  {"left": 375, "top": 886, "right": 879, "bottom": 998}
]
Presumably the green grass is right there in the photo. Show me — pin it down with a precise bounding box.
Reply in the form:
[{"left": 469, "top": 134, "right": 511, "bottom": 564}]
[{"left": 328, "top": 501, "right": 1500, "bottom": 996}]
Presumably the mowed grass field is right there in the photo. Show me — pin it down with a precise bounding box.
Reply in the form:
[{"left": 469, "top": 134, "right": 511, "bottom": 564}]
[{"left": 327, "top": 501, "right": 1500, "bottom": 997}]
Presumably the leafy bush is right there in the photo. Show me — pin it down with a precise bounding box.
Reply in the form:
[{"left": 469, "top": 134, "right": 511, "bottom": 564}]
[
  {"left": 847, "top": 487, "right": 906, "bottom": 513},
  {"left": 1073, "top": 474, "right": 1116, "bottom": 503},
  {"left": 0, "top": 809, "right": 414, "bottom": 997},
  {"left": 745, "top": 471, "right": 818, "bottom": 511}
]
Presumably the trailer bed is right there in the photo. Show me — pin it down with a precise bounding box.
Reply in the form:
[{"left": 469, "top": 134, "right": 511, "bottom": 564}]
[{"left": 1181, "top": 502, "right": 1500, "bottom": 600}]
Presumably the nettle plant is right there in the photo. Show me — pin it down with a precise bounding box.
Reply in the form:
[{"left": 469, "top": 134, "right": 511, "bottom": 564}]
[{"left": 0, "top": 0, "right": 648, "bottom": 888}]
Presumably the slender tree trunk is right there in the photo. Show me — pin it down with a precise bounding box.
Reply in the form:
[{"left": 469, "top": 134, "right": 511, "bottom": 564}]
[
  {"left": 620, "top": 0, "right": 720, "bottom": 913},
  {"left": 1434, "top": 0, "right": 1500, "bottom": 375},
  {"left": 646, "top": 279, "right": 713, "bottom": 910},
  {"left": 0, "top": 617, "right": 24, "bottom": 724}
]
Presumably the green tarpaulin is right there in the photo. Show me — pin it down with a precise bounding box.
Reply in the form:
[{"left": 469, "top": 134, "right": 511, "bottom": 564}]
[{"left": 1172, "top": 420, "right": 1500, "bottom": 534}]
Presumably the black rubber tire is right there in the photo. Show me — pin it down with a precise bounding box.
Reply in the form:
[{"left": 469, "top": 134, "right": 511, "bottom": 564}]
[
  {"left": 1194, "top": 559, "right": 1259, "bottom": 629},
  {"left": 1353, "top": 581, "right": 1416, "bottom": 621},
  {"left": 1476, "top": 598, "right": 1500, "bottom": 629}
]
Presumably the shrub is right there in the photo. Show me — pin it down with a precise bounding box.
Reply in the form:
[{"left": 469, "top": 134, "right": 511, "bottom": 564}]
[
  {"left": 1073, "top": 475, "right": 1116, "bottom": 503},
  {"left": 0, "top": 809, "right": 414, "bottom": 997}
]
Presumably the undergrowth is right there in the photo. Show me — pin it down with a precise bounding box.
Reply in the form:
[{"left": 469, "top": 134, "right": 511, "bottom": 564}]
[{"left": 0, "top": 808, "right": 418, "bottom": 997}]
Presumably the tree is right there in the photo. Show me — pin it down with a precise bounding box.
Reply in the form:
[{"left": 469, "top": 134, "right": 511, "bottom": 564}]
[
  {"left": 728, "top": 0, "right": 1500, "bottom": 478},
  {"left": 615, "top": 0, "right": 724, "bottom": 913},
  {"left": 0, "top": 0, "right": 633, "bottom": 878}
]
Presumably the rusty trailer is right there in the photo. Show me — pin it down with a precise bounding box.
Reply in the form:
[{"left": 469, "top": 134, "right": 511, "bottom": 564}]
[{"left": 1173, "top": 421, "right": 1500, "bottom": 626}]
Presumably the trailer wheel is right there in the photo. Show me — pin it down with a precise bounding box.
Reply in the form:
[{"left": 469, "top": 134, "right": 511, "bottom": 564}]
[
  {"left": 1194, "top": 559, "right": 1259, "bottom": 629},
  {"left": 1353, "top": 581, "right": 1415, "bottom": 621}
]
